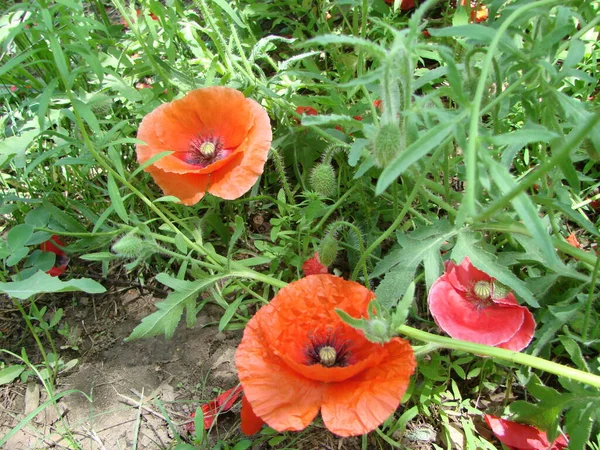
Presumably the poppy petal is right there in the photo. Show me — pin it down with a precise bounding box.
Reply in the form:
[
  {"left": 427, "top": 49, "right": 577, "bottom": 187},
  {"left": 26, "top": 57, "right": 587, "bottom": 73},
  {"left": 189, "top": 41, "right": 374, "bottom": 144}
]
[
  {"left": 241, "top": 395, "right": 264, "bottom": 435},
  {"left": 320, "top": 338, "right": 415, "bottom": 437},
  {"left": 497, "top": 307, "right": 535, "bottom": 351},
  {"left": 428, "top": 278, "right": 526, "bottom": 346},
  {"left": 207, "top": 98, "right": 272, "bottom": 200},
  {"left": 445, "top": 257, "right": 491, "bottom": 292},
  {"left": 145, "top": 166, "right": 210, "bottom": 205},
  {"left": 236, "top": 313, "right": 323, "bottom": 432},
  {"left": 484, "top": 415, "right": 553, "bottom": 450}
]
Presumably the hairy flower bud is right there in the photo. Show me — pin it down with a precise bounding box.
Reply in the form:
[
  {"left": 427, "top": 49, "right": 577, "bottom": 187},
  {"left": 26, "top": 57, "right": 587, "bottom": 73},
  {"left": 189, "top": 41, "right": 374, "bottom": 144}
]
[
  {"left": 112, "top": 234, "right": 153, "bottom": 259},
  {"left": 318, "top": 234, "right": 338, "bottom": 267},
  {"left": 373, "top": 123, "right": 403, "bottom": 167},
  {"left": 310, "top": 163, "right": 337, "bottom": 197},
  {"left": 365, "top": 318, "right": 391, "bottom": 344}
]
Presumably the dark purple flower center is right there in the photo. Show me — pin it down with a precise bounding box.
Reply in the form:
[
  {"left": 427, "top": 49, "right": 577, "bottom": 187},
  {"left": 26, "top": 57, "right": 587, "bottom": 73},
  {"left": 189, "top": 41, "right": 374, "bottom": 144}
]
[
  {"left": 185, "top": 134, "right": 225, "bottom": 167},
  {"left": 305, "top": 330, "right": 352, "bottom": 367}
]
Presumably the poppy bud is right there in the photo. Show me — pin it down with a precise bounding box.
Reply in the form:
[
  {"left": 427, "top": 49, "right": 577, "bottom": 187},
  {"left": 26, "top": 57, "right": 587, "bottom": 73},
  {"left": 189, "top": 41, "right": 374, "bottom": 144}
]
[
  {"left": 491, "top": 281, "right": 511, "bottom": 300},
  {"left": 318, "top": 234, "right": 338, "bottom": 267},
  {"left": 112, "top": 234, "right": 152, "bottom": 259},
  {"left": 309, "top": 163, "right": 337, "bottom": 197},
  {"left": 365, "top": 318, "right": 390, "bottom": 343},
  {"left": 373, "top": 123, "right": 403, "bottom": 167}
]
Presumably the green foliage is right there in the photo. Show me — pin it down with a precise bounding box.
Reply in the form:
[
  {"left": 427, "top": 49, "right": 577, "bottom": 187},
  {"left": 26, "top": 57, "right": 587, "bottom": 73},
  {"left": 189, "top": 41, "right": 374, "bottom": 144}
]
[{"left": 2, "top": 0, "right": 600, "bottom": 447}]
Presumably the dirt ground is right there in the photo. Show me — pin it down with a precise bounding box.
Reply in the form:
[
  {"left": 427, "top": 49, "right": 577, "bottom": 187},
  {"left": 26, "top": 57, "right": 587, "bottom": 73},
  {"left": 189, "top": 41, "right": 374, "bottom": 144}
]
[{"left": 0, "top": 287, "right": 369, "bottom": 450}]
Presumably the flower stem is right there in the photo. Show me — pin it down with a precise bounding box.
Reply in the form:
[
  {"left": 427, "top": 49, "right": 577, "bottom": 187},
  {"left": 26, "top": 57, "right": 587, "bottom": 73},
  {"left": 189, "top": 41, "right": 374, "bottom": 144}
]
[
  {"left": 269, "top": 147, "right": 295, "bottom": 205},
  {"left": 397, "top": 325, "right": 600, "bottom": 388}
]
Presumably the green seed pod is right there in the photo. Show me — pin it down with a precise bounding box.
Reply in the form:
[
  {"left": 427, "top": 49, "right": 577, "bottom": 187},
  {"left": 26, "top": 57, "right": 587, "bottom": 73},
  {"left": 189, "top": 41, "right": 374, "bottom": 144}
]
[
  {"left": 373, "top": 123, "right": 403, "bottom": 167},
  {"left": 309, "top": 163, "right": 337, "bottom": 198},
  {"left": 112, "top": 234, "right": 147, "bottom": 259},
  {"left": 318, "top": 234, "right": 338, "bottom": 266},
  {"left": 365, "top": 318, "right": 390, "bottom": 344}
]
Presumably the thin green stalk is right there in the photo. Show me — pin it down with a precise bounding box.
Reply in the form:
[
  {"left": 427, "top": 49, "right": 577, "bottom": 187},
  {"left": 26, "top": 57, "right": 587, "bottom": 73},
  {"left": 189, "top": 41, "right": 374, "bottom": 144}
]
[
  {"left": 398, "top": 325, "right": 600, "bottom": 388},
  {"left": 582, "top": 254, "right": 600, "bottom": 342},
  {"left": 13, "top": 298, "right": 55, "bottom": 386},
  {"left": 472, "top": 111, "right": 600, "bottom": 223},
  {"left": 311, "top": 183, "right": 360, "bottom": 233},
  {"left": 269, "top": 147, "right": 294, "bottom": 205},
  {"left": 328, "top": 220, "right": 368, "bottom": 285},
  {"left": 461, "top": 0, "right": 562, "bottom": 220}
]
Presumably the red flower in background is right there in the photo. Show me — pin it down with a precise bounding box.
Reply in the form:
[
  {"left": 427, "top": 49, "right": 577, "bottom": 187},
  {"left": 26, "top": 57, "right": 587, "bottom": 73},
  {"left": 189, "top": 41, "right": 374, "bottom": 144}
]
[
  {"left": 384, "top": 0, "right": 415, "bottom": 9},
  {"left": 373, "top": 99, "right": 382, "bottom": 109},
  {"left": 460, "top": 1, "right": 488, "bottom": 23},
  {"left": 485, "top": 415, "right": 568, "bottom": 450},
  {"left": 184, "top": 386, "right": 243, "bottom": 432},
  {"left": 295, "top": 106, "right": 318, "bottom": 117},
  {"left": 236, "top": 275, "right": 416, "bottom": 437},
  {"left": 427, "top": 257, "right": 535, "bottom": 351},
  {"left": 120, "top": 10, "right": 159, "bottom": 28},
  {"left": 302, "top": 252, "right": 328, "bottom": 276},
  {"left": 40, "top": 235, "right": 69, "bottom": 277}
]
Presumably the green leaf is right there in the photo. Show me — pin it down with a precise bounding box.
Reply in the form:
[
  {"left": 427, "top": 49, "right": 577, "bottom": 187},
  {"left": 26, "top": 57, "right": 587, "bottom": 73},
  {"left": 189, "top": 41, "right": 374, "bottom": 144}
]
[
  {"left": 0, "top": 127, "right": 39, "bottom": 167},
  {"left": 375, "top": 268, "right": 414, "bottom": 311},
  {"left": 376, "top": 120, "right": 455, "bottom": 194},
  {"left": 489, "top": 124, "right": 559, "bottom": 147},
  {"left": 485, "top": 157, "right": 562, "bottom": 269},
  {"left": 212, "top": 0, "right": 246, "bottom": 29},
  {"left": 219, "top": 297, "right": 243, "bottom": 331},
  {"left": 6, "top": 247, "right": 30, "bottom": 267},
  {"left": 0, "top": 365, "right": 25, "bottom": 385},
  {"left": 301, "top": 114, "right": 362, "bottom": 128},
  {"left": 0, "top": 271, "right": 106, "bottom": 299},
  {"left": 348, "top": 138, "right": 369, "bottom": 167},
  {"left": 107, "top": 173, "right": 129, "bottom": 223},
  {"left": 7, "top": 224, "right": 34, "bottom": 250},
  {"left": 126, "top": 274, "right": 227, "bottom": 341},
  {"left": 452, "top": 231, "right": 538, "bottom": 307},
  {"left": 303, "top": 34, "right": 386, "bottom": 59},
  {"left": 227, "top": 216, "right": 245, "bottom": 269},
  {"left": 391, "top": 282, "right": 415, "bottom": 330}
]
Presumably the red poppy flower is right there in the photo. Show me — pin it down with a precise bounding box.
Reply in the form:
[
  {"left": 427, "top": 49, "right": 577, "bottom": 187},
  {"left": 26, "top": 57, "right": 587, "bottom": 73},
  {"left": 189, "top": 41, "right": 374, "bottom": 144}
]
[
  {"left": 235, "top": 274, "right": 416, "bottom": 437},
  {"left": 373, "top": 99, "right": 382, "bottom": 109},
  {"left": 566, "top": 233, "right": 581, "bottom": 249},
  {"left": 184, "top": 385, "right": 243, "bottom": 432},
  {"left": 427, "top": 257, "right": 535, "bottom": 351},
  {"left": 302, "top": 252, "right": 328, "bottom": 276},
  {"left": 484, "top": 415, "right": 568, "bottom": 450},
  {"left": 136, "top": 87, "right": 272, "bottom": 205},
  {"left": 384, "top": 0, "right": 415, "bottom": 9},
  {"left": 120, "top": 9, "right": 159, "bottom": 28},
  {"left": 296, "top": 106, "right": 318, "bottom": 116},
  {"left": 460, "top": 1, "right": 488, "bottom": 23},
  {"left": 40, "top": 235, "right": 69, "bottom": 277}
]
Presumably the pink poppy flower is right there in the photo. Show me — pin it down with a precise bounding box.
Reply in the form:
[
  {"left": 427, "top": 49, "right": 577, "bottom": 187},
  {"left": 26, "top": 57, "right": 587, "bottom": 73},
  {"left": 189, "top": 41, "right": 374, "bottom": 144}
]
[
  {"left": 302, "top": 252, "right": 328, "bottom": 276},
  {"left": 427, "top": 257, "right": 535, "bottom": 351},
  {"left": 485, "top": 415, "right": 568, "bottom": 450}
]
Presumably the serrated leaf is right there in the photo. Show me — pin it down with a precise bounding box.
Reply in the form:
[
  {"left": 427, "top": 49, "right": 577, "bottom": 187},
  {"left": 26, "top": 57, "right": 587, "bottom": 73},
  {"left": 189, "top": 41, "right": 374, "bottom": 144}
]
[
  {"left": 391, "top": 282, "right": 415, "bottom": 329},
  {"left": 485, "top": 157, "right": 561, "bottom": 269},
  {"left": 375, "top": 268, "right": 414, "bottom": 310},
  {"left": 452, "top": 231, "right": 538, "bottom": 307},
  {"left": 126, "top": 274, "right": 226, "bottom": 341},
  {"left": 0, "top": 271, "right": 106, "bottom": 299}
]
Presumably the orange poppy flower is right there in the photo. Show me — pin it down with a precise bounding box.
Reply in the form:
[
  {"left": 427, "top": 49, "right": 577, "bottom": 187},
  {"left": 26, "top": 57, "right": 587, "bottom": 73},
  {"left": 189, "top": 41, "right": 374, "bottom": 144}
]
[
  {"left": 235, "top": 274, "right": 416, "bottom": 437},
  {"left": 136, "top": 87, "right": 272, "bottom": 204}
]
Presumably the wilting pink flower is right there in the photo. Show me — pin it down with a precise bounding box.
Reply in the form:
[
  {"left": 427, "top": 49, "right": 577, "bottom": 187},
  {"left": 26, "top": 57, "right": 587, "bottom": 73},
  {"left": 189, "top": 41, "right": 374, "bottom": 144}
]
[
  {"left": 302, "top": 252, "right": 328, "bottom": 276},
  {"left": 427, "top": 257, "right": 535, "bottom": 351},
  {"left": 485, "top": 415, "right": 568, "bottom": 450}
]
